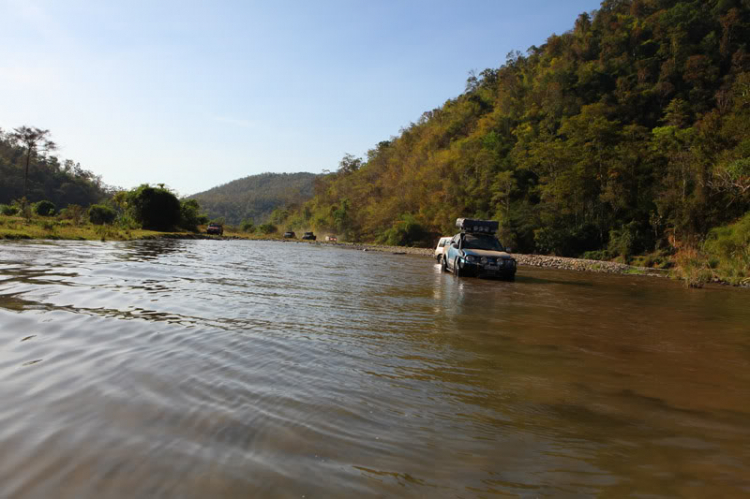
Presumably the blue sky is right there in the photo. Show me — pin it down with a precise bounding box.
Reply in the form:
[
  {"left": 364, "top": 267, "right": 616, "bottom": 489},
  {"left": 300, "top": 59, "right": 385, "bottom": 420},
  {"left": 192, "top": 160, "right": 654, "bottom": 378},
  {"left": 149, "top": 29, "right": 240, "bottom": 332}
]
[{"left": 1, "top": 0, "right": 601, "bottom": 196}]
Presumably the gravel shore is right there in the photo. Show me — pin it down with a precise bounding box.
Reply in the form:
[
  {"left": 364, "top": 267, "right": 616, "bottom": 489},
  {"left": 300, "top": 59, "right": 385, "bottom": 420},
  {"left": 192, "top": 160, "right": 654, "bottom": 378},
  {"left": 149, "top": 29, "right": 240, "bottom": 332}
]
[{"left": 324, "top": 241, "right": 666, "bottom": 277}]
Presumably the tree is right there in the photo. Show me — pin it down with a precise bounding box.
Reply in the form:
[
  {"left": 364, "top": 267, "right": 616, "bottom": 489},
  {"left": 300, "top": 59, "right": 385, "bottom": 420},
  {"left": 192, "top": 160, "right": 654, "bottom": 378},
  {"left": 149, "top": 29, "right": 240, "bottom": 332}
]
[
  {"left": 179, "top": 199, "right": 204, "bottom": 232},
  {"left": 9, "top": 126, "right": 56, "bottom": 200},
  {"left": 128, "top": 184, "right": 181, "bottom": 231},
  {"left": 338, "top": 154, "right": 362, "bottom": 175},
  {"left": 88, "top": 204, "right": 117, "bottom": 225},
  {"left": 34, "top": 200, "right": 56, "bottom": 216}
]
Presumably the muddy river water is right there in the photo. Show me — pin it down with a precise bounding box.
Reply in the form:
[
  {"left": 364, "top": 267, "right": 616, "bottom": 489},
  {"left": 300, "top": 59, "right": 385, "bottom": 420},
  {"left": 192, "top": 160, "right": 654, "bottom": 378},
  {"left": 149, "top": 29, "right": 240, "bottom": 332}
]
[{"left": 0, "top": 240, "right": 748, "bottom": 498}]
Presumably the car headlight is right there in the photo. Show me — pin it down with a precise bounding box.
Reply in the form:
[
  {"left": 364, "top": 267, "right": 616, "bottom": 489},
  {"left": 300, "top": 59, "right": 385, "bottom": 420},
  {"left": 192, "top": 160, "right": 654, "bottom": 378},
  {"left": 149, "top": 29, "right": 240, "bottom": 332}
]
[{"left": 465, "top": 255, "right": 478, "bottom": 263}]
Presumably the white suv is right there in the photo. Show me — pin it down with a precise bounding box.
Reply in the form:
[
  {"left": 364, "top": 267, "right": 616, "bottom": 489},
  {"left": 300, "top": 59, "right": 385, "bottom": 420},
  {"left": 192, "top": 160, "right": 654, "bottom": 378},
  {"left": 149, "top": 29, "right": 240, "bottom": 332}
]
[{"left": 434, "top": 237, "right": 451, "bottom": 263}]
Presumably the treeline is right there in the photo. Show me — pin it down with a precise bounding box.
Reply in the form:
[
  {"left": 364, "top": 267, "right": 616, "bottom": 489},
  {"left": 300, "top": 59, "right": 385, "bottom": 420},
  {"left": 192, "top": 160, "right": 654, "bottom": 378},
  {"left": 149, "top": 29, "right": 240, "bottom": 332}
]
[
  {"left": 283, "top": 0, "right": 750, "bottom": 261},
  {"left": 1, "top": 181, "right": 210, "bottom": 233},
  {"left": 0, "top": 127, "right": 109, "bottom": 207},
  {"left": 1, "top": 127, "right": 211, "bottom": 233},
  {"left": 189, "top": 172, "right": 318, "bottom": 225}
]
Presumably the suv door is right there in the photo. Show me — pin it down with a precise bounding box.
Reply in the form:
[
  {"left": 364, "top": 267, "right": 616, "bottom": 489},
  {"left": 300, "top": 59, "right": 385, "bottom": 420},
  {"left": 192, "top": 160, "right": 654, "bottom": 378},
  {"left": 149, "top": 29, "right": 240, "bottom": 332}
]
[{"left": 446, "top": 235, "right": 461, "bottom": 270}]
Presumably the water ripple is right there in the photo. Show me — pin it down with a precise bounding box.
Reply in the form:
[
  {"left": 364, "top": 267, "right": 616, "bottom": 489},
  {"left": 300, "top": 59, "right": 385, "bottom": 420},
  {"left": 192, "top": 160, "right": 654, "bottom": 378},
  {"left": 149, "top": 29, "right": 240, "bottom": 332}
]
[{"left": 1, "top": 240, "right": 749, "bottom": 498}]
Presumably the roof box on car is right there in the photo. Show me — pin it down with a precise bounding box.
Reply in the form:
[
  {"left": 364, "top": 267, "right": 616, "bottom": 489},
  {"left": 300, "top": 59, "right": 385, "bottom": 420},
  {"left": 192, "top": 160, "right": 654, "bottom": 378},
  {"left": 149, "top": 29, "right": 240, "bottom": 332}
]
[{"left": 455, "top": 218, "right": 499, "bottom": 234}]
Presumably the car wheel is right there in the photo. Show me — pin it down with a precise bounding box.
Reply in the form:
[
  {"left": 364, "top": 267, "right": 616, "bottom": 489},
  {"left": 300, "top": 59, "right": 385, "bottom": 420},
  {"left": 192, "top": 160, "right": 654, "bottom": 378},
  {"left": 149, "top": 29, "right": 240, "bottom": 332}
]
[
  {"left": 436, "top": 254, "right": 441, "bottom": 264},
  {"left": 454, "top": 258, "right": 462, "bottom": 277},
  {"left": 441, "top": 255, "right": 448, "bottom": 272}
]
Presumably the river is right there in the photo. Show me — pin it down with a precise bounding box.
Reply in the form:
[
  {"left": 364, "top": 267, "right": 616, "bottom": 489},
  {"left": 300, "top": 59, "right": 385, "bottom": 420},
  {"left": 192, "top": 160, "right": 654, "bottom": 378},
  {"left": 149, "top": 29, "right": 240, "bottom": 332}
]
[{"left": 0, "top": 240, "right": 748, "bottom": 498}]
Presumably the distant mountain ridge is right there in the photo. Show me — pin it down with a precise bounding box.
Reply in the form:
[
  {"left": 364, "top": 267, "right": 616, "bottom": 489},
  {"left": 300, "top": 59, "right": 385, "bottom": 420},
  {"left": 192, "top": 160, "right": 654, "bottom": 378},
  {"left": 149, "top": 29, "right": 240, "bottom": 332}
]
[{"left": 188, "top": 172, "right": 318, "bottom": 225}]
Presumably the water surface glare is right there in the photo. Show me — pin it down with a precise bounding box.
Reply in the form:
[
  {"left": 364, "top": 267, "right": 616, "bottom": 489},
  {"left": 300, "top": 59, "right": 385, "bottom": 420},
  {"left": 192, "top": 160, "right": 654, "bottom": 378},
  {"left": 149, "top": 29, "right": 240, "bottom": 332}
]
[{"left": 1, "top": 240, "right": 749, "bottom": 498}]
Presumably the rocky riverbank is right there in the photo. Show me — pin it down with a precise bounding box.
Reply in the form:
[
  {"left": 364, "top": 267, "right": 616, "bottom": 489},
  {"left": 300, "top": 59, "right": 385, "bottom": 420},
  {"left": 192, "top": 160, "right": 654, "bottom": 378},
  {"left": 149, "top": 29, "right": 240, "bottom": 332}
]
[
  {"left": 323, "top": 241, "right": 666, "bottom": 277},
  {"left": 513, "top": 254, "right": 667, "bottom": 276}
]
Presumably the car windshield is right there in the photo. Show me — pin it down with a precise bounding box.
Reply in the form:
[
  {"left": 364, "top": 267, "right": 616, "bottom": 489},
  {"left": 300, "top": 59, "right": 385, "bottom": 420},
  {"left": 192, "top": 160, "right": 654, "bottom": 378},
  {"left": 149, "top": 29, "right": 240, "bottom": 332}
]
[{"left": 463, "top": 234, "right": 504, "bottom": 251}]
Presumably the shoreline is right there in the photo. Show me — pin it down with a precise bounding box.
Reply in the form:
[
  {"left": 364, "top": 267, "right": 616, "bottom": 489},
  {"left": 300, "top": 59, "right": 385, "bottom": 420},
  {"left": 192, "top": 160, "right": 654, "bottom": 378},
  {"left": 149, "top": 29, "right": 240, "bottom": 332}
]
[
  {"left": 0, "top": 231, "right": 675, "bottom": 277},
  {"left": 316, "top": 241, "right": 668, "bottom": 277},
  {"left": 3, "top": 231, "right": 740, "bottom": 285}
]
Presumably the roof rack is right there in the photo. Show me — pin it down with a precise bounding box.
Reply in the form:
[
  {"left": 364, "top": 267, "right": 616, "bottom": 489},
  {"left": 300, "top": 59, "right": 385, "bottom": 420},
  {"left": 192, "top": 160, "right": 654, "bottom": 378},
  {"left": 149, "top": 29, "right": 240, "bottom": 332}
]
[{"left": 455, "top": 218, "right": 499, "bottom": 234}]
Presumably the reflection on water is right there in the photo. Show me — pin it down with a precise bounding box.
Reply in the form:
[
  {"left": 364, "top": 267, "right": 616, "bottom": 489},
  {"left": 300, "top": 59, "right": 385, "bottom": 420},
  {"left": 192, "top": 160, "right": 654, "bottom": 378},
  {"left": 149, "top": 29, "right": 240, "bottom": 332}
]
[{"left": 0, "top": 240, "right": 749, "bottom": 498}]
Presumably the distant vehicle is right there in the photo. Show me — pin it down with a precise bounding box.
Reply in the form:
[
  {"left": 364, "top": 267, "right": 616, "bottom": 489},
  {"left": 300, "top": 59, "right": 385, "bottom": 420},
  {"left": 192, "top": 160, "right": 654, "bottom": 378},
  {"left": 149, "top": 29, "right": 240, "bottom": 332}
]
[
  {"left": 302, "top": 231, "right": 317, "bottom": 241},
  {"left": 443, "top": 218, "right": 516, "bottom": 280},
  {"left": 434, "top": 236, "right": 451, "bottom": 263},
  {"left": 283, "top": 231, "right": 296, "bottom": 238},
  {"left": 206, "top": 223, "right": 223, "bottom": 236},
  {"left": 326, "top": 235, "right": 338, "bottom": 242}
]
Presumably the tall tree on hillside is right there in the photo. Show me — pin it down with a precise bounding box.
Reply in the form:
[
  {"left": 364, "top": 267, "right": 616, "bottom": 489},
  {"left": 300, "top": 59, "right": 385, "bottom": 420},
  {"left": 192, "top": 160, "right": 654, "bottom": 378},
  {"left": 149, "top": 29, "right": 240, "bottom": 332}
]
[{"left": 10, "top": 126, "right": 57, "bottom": 200}]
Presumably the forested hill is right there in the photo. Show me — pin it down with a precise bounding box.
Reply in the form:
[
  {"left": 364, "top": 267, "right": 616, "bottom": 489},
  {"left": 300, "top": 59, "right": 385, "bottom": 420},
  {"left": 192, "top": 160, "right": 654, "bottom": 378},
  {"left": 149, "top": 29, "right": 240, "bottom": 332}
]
[
  {"left": 285, "top": 0, "right": 750, "bottom": 257},
  {"left": 0, "top": 128, "right": 109, "bottom": 207},
  {"left": 188, "top": 172, "right": 318, "bottom": 225}
]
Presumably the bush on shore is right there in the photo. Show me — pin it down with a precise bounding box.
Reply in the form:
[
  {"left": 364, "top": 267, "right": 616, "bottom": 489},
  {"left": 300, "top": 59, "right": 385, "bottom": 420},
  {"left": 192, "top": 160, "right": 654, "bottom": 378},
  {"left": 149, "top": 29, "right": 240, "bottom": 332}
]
[
  {"left": 88, "top": 204, "right": 117, "bottom": 225},
  {"left": 59, "top": 204, "right": 86, "bottom": 225},
  {"left": 380, "top": 214, "right": 431, "bottom": 247},
  {"left": 702, "top": 212, "right": 750, "bottom": 286},
  {"left": 128, "top": 184, "right": 181, "bottom": 231},
  {"left": 673, "top": 248, "right": 714, "bottom": 288},
  {"left": 241, "top": 219, "right": 255, "bottom": 233},
  {"left": 34, "top": 200, "right": 56, "bottom": 217},
  {"left": 257, "top": 223, "right": 277, "bottom": 234},
  {"left": 0, "top": 204, "right": 18, "bottom": 216},
  {"left": 179, "top": 199, "right": 208, "bottom": 232}
]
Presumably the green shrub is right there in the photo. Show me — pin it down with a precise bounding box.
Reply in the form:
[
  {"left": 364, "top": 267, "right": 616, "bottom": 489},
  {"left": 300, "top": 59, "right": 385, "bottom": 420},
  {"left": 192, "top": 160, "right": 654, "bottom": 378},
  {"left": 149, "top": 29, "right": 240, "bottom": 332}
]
[
  {"left": 13, "top": 198, "right": 32, "bottom": 220},
  {"left": 638, "top": 253, "right": 665, "bottom": 268},
  {"left": 59, "top": 204, "right": 86, "bottom": 225},
  {"left": 0, "top": 205, "right": 18, "bottom": 216},
  {"left": 702, "top": 212, "right": 750, "bottom": 285},
  {"left": 117, "top": 214, "right": 140, "bottom": 230},
  {"left": 89, "top": 204, "right": 117, "bottom": 225},
  {"left": 34, "top": 200, "right": 56, "bottom": 217},
  {"left": 257, "top": 223, "right": 277, "bottom": 234},
  {"left": 128, "top": 184, "right": 181, "bottom": 231},
  {"left": 179, "top": 199, "right": 203, "bottom": 232},
  {"left": 607, "top": 221, "right": 647, "bottom": 262},
  {"left": 241, "top": 219, "right": 255, "bottom": 232},
  {"left": 674, "top": 248, "right": 713, "bottom": 288},
  {"left": 581, "top": 250, "right": 610, "bottom": 261},
  {"left": 380, "top": 214, "right": 430, "bottom": 247}
]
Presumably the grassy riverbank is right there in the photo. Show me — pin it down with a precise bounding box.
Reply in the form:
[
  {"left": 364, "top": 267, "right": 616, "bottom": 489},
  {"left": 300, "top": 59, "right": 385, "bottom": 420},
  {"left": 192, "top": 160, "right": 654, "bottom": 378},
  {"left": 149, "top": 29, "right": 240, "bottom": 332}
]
[
  {"left": 1, "top": 215, "right": 156, "bottom": 241},
  {"left": 0, "top": 215, "right": 257, "bottom": 242}
]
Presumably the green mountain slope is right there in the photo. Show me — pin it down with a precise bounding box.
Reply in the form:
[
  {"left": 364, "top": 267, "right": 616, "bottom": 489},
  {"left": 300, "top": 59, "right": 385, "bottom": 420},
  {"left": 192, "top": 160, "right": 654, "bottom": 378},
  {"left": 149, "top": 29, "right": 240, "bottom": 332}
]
[
  {"left": 284, "top": 0, "right": 750, "bottom": 256},
  {"left": 188, "top": 172, "right": 318, "bottom": 225}
]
